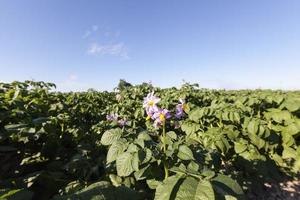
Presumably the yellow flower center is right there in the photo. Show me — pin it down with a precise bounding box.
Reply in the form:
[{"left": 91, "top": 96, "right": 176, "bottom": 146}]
[
  {"left": 148, "top": 100, "right": 154, "bottom": 106},
  {"left": 182, "top": 103, "right": 188, "bottom": 111},
  {"left": 146, "top": 115, "right": 151, "bottom": 120},
  {"left": 159, "top": 113, "right": 165, "bottom": 121}
]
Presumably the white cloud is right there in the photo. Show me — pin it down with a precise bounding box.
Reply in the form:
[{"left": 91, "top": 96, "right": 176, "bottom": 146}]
[
  {"left": 82, "top": 25, "right": 99, "bottom": 39},
  {"left": 87, "top": 42, "right": 130, "bottom": 59},
  {"left": 83, "top": 30, "right": 91, "bottom": 39},
  {"left": 82, "top": 25, "right": 128, "bottom": 59}
]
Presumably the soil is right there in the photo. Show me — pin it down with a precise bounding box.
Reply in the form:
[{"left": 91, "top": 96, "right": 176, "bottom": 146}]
[{"left": 247, "top": 178, "right": 300, "bottom": 200}]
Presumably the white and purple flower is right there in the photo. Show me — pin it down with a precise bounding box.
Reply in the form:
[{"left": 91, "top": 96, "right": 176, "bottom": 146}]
[
  {"left": 143, "top": 92, "right": 160, "bottom": 117},
  {"left": 175, "top": 98, "right": 187, "bottom": 119},
  {"left": 152, "top": 108, "right": 171, "bottom": 127},
  {"left": 106, "top": 113, "right": 128, "bottom": 128},
  {"left": 118, "top": 119, "right": 127, "bottom": 127},
  {"left": 106, "top": 113, "right": 118, "bottom": 121}
]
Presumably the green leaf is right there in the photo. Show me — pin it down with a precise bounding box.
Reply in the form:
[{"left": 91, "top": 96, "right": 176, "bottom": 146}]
[
  {"left": 127, "top": 143, "right": 139, "bottom": 153},
  {"left": 280, "top": 99, "right": 300, "bottom": 112},
  {"left": 222, "top": 111, "right": 229, "bottom": 121},
  {"left": 155, "top": 176, "right": 215, "bottom": 200},
  {"left": 188, "top": 108, "right": 205, "bottom": 123},
  {"left": 234, "top": 142, "right": 247, "bottom": 154},
  {"left": 147, "top": 179, "right": 162, "bottom": 190},
  {"left": 135, "top": 138, "right": 145, "bottom": 148},
  {"left": 233, "top": 112, "right": 240, "bottom": 123},
  {"left": 216, "top": 137, "right": 230, "bottom": 153},
  {"left": 52, "top": 181, "right": 141, "bottom": 200},
  {"left": 293, "top": 158, "right": 300, "bottom": 172},
  {"left": 134, "top": 165, "right": 150, "bottom": 180},
  {"left": 167, "top": 131, "right": 177, "bottom": 140},
  {"left": 137, "top": 131, "right": 152, "bottom": 141},
  {"left": 154, "top": 175, "right": 182, "bottom": 200},
  {"left": 194, "top": 180, "right": 215, "bottom": 200},
  {"left": 271, "top": 153, "right": 284, "bottom": 166},
  {"left": 265, "top": 109, "right": 292, "bottom": 123},
  {"left": 142, "top": 148, "right": 152, "bottom": 164},
  {"left": 282, "top": 131, "right": 295, "bottom": 147},
  {"left": 178, "top": 145, "right": 195, "bottom": 161},
  {"left": 5, "top": 123, "right": 28, "bottom": 132},
  {"left": 131, "top": 152, "right": 139, "bottom": 171},
  {"left": 181, "top": 121, "right": 201, "bottom": 135},
  {"left": 107, "top": 139, "right": 128, "bottom": 164},
  {"left": 282, "top": 147, "right": 297, "bottom": 159},
  {"left": 122, "top": 177, "right": 135, "bottom": 188},
  {"left": 175, "top": 177, "right": 215, "bottom": 200},
  {"left": 247, "top": 120, "right": 259, "bottom": 135},
  {"left": 212, "top": 174, "right": 244, "bottom": 199},
  {"left": 226, "top": 129, "right": 239, "bottom": 140},
  {"left": 225, "top": 195, "right": 238, "bottom": 200},
  {"left": 187, "top": 161, "right": 199, "bottom": 172},
  {"left": 248, "top": 133, "right": 265, "bottom": 149},
  {"left": 0, "top": 189, "right": 33, "bottom": 200},
  {"left": 116, "top": 152, "right": 134, "bottom": 177},
  {"left": 201, "top": 170, "right": 216, "bottom": 179},
  {"left": 283, "top": 122, "right": 300, "bottom": 136},
  {"left": 101, "top": 128, "right": 122, "bottom": 146},
  {"left": 109, "top": 174, "right": 122, "bottom": 187}
]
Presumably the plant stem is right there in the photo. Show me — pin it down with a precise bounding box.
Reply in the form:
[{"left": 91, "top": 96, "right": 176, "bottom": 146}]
[{"left": 162, "top": 122, "right": 169, "bottom": 179}]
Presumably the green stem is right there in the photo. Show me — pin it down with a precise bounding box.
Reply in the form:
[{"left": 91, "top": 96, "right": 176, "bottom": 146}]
[{"left": 162, "top": 122, "right": 169, "bottom": 179}]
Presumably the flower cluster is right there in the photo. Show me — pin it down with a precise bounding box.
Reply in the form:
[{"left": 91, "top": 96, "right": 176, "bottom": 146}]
[
  {"left": 143, "top": 92, "right": 188, "bottom": 128},
  {"left": 106, "top": 113, "right": 127, "bottom": 127},
  {"left": 143, "top": 92, "right": 172, "bottom": 128}
]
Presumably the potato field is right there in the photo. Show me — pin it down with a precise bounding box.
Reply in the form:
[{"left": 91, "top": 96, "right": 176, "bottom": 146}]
[{"left": 0, "top": 81, "right": 300, "bottom": 200}]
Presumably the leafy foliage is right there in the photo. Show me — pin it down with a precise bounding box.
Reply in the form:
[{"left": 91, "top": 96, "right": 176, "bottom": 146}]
[{"left": 0, "top": 81, "right": 299, "bottom": 199}]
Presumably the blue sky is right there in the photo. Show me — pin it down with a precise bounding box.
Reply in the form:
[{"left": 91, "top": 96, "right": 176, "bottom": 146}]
[{"left": 0, "top": 0, "right": 300, "bottom": 91}]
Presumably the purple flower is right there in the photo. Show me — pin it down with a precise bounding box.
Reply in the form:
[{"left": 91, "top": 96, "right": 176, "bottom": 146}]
[
  {"left": 106, "top": 113, "right": 118, "bottom": 121},
  {"left": 175, "top": 98, "right": 187, "bottom": 119},
  {"left": 118, "top": 119, "right": 127, "bottom": 127},
  {"left": 175, "top": 109, "right": 184, "bottom": 119},
  {"left": 143, "top": 92, "right": 160, "bottom": 115},
  {"left": 152, "top": 108, "right": 171, "bottom": 127}
]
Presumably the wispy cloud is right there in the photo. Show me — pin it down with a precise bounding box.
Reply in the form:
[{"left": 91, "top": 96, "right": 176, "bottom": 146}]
[
  {"left": 87, "top": 42, "right": 130, "bottom": 59},
  {"left": 83, "top": 25, "right": 129, "bottom": 59},
  {"left": 82, "top": 25, "right": 99, "bottom": 39},
  {"left": 104, "top": 30, "right": 120, "bottom": 38}
]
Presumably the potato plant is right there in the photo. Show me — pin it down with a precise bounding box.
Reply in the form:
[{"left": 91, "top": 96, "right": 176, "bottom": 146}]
[{"left": 0, "top": 81, "right": 299, "bottom": 199}]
